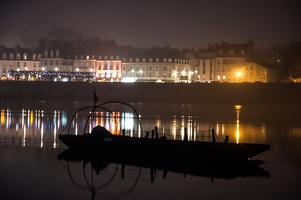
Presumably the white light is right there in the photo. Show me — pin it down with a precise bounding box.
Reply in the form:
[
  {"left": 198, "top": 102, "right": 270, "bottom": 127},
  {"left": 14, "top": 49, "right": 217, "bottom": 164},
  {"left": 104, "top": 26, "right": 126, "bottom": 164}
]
[{"left": 121, "top": 77, "right": 137, "bottom": 83}]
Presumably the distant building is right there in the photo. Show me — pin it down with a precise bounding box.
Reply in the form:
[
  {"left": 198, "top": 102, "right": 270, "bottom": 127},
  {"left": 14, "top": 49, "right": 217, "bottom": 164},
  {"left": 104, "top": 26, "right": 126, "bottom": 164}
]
[
  {"left": 186, "top": 41, "right": 278, "bottom": 83},
  {"left": 0, "top": 45, "right": 41, "bottom": 80},
  {"left": 95, "top": 55, "right": 122, "bottom": 82},
  {"left": 1, "top": 40, "right": 285, "bottom": 83},
  {"left": 244, "top": 62, "right": 267, "bottom": 83},
  {"left": 121, "top": 57, "right": 191, "bottom": 82}
]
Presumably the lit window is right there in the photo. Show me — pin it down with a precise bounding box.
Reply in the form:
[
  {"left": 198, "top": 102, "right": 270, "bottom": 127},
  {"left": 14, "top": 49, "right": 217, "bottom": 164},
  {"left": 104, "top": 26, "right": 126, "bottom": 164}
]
[{"left": 56, "top": 50, "right": 59, "bottom": 57}]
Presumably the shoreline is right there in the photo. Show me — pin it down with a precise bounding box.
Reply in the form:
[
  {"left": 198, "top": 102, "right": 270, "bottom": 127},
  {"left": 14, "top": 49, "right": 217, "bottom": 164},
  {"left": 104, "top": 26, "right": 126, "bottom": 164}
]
[{"left": 1, "top": 81, "right": 301, "bottom": 105}]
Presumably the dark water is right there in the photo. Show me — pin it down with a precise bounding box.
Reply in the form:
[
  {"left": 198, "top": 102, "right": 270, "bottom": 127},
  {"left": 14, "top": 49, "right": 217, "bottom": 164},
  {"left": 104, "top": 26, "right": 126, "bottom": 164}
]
[{"left": 0, "top": 101, "right": 300, "bottom": 200}]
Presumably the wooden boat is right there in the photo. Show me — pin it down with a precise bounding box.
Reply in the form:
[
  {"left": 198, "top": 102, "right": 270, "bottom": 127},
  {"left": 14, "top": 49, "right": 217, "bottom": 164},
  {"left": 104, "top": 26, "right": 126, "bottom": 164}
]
[
  {"left": 58, "top": 102, "right": 270, "bottom": 162},
  {"left": 59, "top": 125, "right": 270, "bottom": 162}
]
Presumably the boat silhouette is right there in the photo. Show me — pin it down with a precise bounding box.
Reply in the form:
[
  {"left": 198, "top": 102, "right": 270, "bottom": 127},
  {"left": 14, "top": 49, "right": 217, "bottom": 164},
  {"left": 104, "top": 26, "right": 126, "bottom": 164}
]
[{"left": 59, "top": 101, "right": 270, "bottom": 162}]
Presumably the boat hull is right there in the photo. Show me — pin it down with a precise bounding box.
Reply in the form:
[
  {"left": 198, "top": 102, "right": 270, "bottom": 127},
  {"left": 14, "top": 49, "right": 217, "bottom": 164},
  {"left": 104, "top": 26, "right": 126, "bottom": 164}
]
[{"left": 58, "top": 134, "right": 270, "bottom": 161}]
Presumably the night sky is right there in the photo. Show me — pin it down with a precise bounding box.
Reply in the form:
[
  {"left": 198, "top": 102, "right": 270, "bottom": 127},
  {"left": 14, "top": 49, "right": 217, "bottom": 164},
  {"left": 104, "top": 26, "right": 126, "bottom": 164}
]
[{"left": 1, "top": 0, "right": 301, "bottom": 49}]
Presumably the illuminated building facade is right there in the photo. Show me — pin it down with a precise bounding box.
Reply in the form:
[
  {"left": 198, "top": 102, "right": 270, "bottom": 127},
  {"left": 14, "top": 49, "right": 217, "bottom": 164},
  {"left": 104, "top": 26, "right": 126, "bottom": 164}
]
[
  {"left": 1, "top": 41, "right": 273, "bottom": 83},
  {"left": 187, "top": 41, "right": 269, "bottom": 83},
  {"left": 0, "top": 45, "right": 41, "bottom": 80},
  {"left": 95, "top": 56, "right": 122, "bottom": 82},
  {"left": 121, "top": 57, "right": 191, "bottom": 82},
  {"left": 244, "top": 62, "right": 267, "bottom": 83}
]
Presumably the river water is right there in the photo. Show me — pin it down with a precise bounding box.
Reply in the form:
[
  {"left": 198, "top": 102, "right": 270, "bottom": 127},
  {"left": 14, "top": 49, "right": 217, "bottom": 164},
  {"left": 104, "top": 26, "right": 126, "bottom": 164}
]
[{"left": 0, "top": 100, "right": 300, "bottom": 200}]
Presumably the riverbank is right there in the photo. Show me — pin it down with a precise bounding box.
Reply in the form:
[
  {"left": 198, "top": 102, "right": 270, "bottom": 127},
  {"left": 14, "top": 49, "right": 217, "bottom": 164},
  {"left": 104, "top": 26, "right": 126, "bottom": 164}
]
[{"left": 1, "top": 81, "right": 301, "bottom": 105}]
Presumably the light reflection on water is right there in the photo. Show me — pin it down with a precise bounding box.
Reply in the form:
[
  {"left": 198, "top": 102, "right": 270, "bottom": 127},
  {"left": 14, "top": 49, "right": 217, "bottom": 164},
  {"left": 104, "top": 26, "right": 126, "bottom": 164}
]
[
  {"left": 0, "top": 104, "right": 269, "bottom": 148},
  {"left": 1, "top": 101, "right": 301, "bottom": 200}
]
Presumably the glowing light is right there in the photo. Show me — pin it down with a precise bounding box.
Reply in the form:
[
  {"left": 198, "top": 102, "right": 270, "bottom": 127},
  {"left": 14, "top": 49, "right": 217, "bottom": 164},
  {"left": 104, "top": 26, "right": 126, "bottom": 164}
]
[
  {"left": 8, "top": 70, "right": 96, "bottom": 78},
  {"left": 236, "top": 71, "right": 242, "bottom": 77},
  {"left": 1, "top": 109, "right": 5, "bottom": 125},
  {"left": 40, "top": 122, "right": 44, "bottom": 148},
  {"left": 235, "top": 105, "right": 242, "bottom": 143},
  {"left": 121, "top": 77, "right": 137, "bottom": 82},
  {"left": 30, "top": 111, "right": 34, "bottom": 125}
]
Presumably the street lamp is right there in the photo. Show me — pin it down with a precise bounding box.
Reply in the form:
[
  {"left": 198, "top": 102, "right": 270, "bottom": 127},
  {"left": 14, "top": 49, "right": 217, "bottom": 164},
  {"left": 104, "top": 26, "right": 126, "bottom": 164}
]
[{"left": 236, "top": 71, "right": 242, "bottom": 83}]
